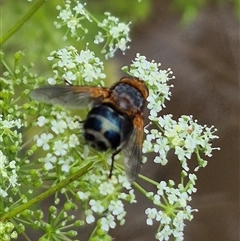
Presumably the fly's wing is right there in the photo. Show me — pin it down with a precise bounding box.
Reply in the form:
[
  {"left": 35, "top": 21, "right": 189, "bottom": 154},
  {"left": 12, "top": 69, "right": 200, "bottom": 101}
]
[
  {"left": 30, "top": 85, "right": 110, "bottom": 109},
  {"left": 122, "top": 114, "right": 144, "bottom": 182}
]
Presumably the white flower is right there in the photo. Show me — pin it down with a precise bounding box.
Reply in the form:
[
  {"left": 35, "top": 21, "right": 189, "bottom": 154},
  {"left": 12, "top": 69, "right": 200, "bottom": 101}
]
[
  {"left": 158, "top": 211, "right": 171, "bottom": 224},
  {"left": 0, "top": 188, "right": 8, "bottom": 197},
  {"left": 154, "top": 137, "right": 170, "bottom": 155},
  {"left": 0, "top": 116, "right": 22, "bottom": 130},
  {"left": 47, "top": 77, "right": 56, "bottom": 85},
  {"left": 108, "top": 200, "right": 124, "bottom": 216},
  {"left": 145, "top": 208, "right": 159, "bottom": 225},
  {"left": 117, "top": 23, "right": 130, "bottom": 35},
  {"left": 9, "top": 161, "right": 16, "bottom": 169},
  {"left": 89, "top": 199, "right": 104, "bottom": 213},
  {"left": 9, "top": 170, "right": 18, "bottom": 187},
  {"left": 85, "top": 209, "right": 95, "bottom": 224},
  {"left": 153, "top": 156, "right": 168, "bottom": 165},
  {"left": 118, "top": 175, "right": 131, "bottom": 189},
  {"left": 35, "top": 133, "right": 53, "bottom": 150},
  {"left": 109, "top": 26, "right": 122, "bottom": 38},
  {"left": 75, "top": 49, "right": 94, "bottom": 64},
  {"left": 94, "top": 32, "right": 104, "bottom": 44},
  {"left": 157, "top": 181, "right": 168, "bottom": 196},
  {"left": 142, "top": 138, "right": 153, "bottom": 153},
  {"left": 128, "top": 189, "right": 137, "bottom": 203},
  {"left": 189, "top": 173, "right": 197, "bottom": 182},
  {"left": 73, "top": 2, "right": 91, "bottom": 21},
  {"left": 158, "top": 114, "right": 174, "bottom": 129},
  {"left": 14, "top": 119, "right": 22, "bottom": 129},
  {"left": 77, "top": 191, "right": 90, "bottom": 201},
  {"left": 0, "top": 151, "right": 19, "bottom": 195},
  {"left": 62, "top": 70, "right": 76, "bottom": 81},
  {"left": 36, "top": 116, "right": 48, "bottom": 127},
  {"left": 184, "top": 134, "right": 197, "bottom": 152},
  {"left": 100, "top": 214, "right": 116, "bottom": 232},
  {"left": 51, "top": 119, "right": 67, "bottom": 134},
  {"left": 59, "top": 156, "right": 74, "bottom": 172},
  {"left": 156, "top": 225, "right": 172, "bottom": 241},
  {"left": 59, "top": 9, "right": 72, "bottom": 21},
  {"left": 174, "top": 146, "right": 186, "bottom": 161},
  {"left": 73, "top": 3, "right": 85, "bottom": 15},
  {"left": 68, "top": 134, "right": 80, "bottom": 148},
  {"left": 153, "top": 194, "right": 161, "bottom": 205},
  {"left": 67, "top": 117, "right": 81, "bottom": 130},
  {"left": 98, "top": 181, "right": 115, "bottom": 195},
  {"left": 82, "top": 63, "right": 97, "bottom": 82},
  {"left": 0, "top": 151, "right": 7, "bottom": 171},
  {"left": 67, "top": 18, "right": 78, "bottom": 33},
  {"left": 43, "top": 154, "right": 57, "bottom": 170},
  {"left": 53, "top": 140, "right": 68, "bottom": 156}
]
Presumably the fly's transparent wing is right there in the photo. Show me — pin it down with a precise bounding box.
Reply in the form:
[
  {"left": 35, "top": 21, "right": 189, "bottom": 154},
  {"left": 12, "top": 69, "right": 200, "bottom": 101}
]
[
  {"left": 122, "top": 115, "right": 144, "bottom": 182},
  {"left": 30, "top": 85, "right": 109, "bottom": 109}
]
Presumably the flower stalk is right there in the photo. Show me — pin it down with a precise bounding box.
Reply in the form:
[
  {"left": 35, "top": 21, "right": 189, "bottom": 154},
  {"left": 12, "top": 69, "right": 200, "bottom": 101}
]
[
  {"left": 0, "top": 160, "right": 94, "bottom": 222},
  {"left": 0, "top": 0, "right": 46, "bottom": 45}
]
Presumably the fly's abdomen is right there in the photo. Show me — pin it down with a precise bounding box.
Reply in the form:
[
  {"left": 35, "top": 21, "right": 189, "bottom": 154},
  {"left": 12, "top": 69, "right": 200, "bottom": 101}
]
[{"left": 83, "top": 104, "right": 133, "bottom": 151}]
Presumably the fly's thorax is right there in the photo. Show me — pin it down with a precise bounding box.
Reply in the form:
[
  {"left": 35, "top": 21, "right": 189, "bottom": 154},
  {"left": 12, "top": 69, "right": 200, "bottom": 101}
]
[
  {"left": 83, "top": 104, "right": 133, "bottom": 151},
  {"left": 111, "top": 83, "right": 146, "bottom": 114}
]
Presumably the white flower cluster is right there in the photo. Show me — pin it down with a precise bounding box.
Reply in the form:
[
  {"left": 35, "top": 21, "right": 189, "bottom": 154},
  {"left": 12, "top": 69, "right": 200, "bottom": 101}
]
[
  {"left": 123, "top": 53, "right": 219, "bottom": 170},
  {"left": 123, "top": 54, "right": 219, "bottom": 240},
  {"left": 0, "top": 150, "right": 19, "bottom": 197},
  {"left": 0, "top": 115, "right": 22, "bottom": 197},
  {"left": 145, "top": 174, "right": 197, "bottom": 241},
  {"left": 143, "top": 115, "right": 219, "bottom": 170},
  {"left": 54, "top": 1, "right": 91, "bottom": 41},
  {"left": 77, "top": 169, "right": 136, "bottom": 232},
  {"left": 54, "top": 1, "right": 131, "bottom": 58},
  {"left": 33, "top": 111, "right": 88, "bottom": 173},
  {"left": 94, "top": 12, "right": 131, "bottom": 58},
  {"left": 47, "top": 46, "right": 106, "bottom": 85},
  {"left": 122, "top": 53, "right": 175, "bottom": 118}
]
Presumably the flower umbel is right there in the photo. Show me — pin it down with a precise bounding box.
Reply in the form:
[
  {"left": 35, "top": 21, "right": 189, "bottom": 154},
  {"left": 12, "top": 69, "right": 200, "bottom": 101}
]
[
  {"left": 95, "top": 12, "right": 131, "bottom": 58},
  {"left": 0, "top": 115, "right": 22, "bottom": 197},
  {"left": 55, "top": 1, "right": 131, "bottom": 58},
  {"left": 76, "top": 170, "right": 135, "bottom": 238},
  {"left": 143, "top": 114, "right": 219, "bottom": 171},
  {"left": 123, "top": 54, "right": 219, "bottom": 240},
  {"left": 145, "top": 174, "right": 198, "bottom": 241},
  {"left": 47, "top": 46, "right": 106, "bottom": 85},
  {"left": 122, "top": 53, "right": 175, "bottom": 117},
  {"left": 55, "top": 1, "right": 91, "bottom": 41}
]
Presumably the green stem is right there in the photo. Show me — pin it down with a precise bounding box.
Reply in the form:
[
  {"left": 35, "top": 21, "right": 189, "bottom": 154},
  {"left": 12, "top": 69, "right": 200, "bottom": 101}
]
[
  {"left": 0, "top": 0, "right": 46, "bottom": 45},
  {"left": 0, "top": 58, "right": 14, "bottom": 76},
  {"left": 89, "top": 223, "right": 98, "bottom": 239},
  {"left": 133, "top": 181, "right": 148, "bottom": 196},
  {"left": 0, "top": 160, "right": 94, "bottom": 222},
  {"left": 138, "top": 174, "right": 159, "bottom": 186}
]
